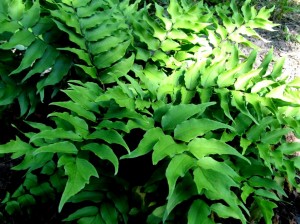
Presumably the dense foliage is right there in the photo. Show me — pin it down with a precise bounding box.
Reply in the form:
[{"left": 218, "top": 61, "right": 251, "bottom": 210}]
[{"left": 0, "top": 0, "right": 300, "bottom": 223}]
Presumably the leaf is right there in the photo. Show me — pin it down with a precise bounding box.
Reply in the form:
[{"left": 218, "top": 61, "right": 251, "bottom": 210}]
[
  {"left": 82, "top": 143, "right": 119, "bottom": 175},
  {"left": 174, "top": 118, "right": 234, "bottom": 142},
  {"left": 0, "top": 138, "right": 32, "bottom": 156},
  {"left": 254, "top": 197, "right": 277, "bottom": 224},
  {"left": 261, "top": 128, "right": 292, "bottom": 144},
  {"left": 0, "top": 29, "right": 35, "bottom": 49},
  {"left": 276, "top": 142, "right": 300, "bottom": 155},
  {"left": 160, "top": 39, "right": 180, "bottom": 51},
  {"left": 94, "top": 40, "right": 131, "bottom": 69},
  {"left": 88, "top": 129, "right": 129, "bottom": 153},
  {"left": 63, "top": 206, "right": 99, "bottom": 222},
  {"left": 121, "top": 127, "right": 164, "bottom": 159},
  {"left": 78, "top": 215, "right": 104, "bottom": 224},
  {"left": 152, "top": 135, "right": 187, "bottom": 165},
  {"left": 10, "top": 40, "right": 47, "bottom": 75},
  {"left": 211, "top": 203, "right": 246, "bottom": 223},
  {"left": 188, "top": 138, "right": 249, "bottom": 163},
  {"left": 270, "top": 57, "right": 285, "bottom": 79},
  {"left": 241, "top": 0, "right": 252, "bottom": 22},
  {"left": 248, "top": 176, "right": 287, "bottom": 196},
  {"left": 231, "top": 91, "right": 258, "bottom": 124},
  {"left": 58, "top": 47, "right": 92, "bottom": 65},
  {"left": 49, "top": 112, "right": 89, "bottom": 138},
  {"left": 51, "top": 101, "right": 96, "bottom": 122},
  {"left": 246, "top": 116, "right": 275, "bottom": 141},
  {"left": 100, "top": 202, "right": 118, "bottom": 224},
  {"left": 34, "top": 141, "right": 78, "bottom": 155},
  {"left": 21, "top": 1, "right": 40, "bottom": 28},
  {"left": 215, "top": 88, "right": 233, "bottom": 120},
  {"left": 166, "top": 154, "right": 196, "bottom": 198},
  {"left": 37, "top": 55, "right": 72, "bottom": 91},
  {"left": 59, "top": 156, "right": 99, "bottom": 211},
  {"left": 30, "top": 128, "right": 82, "bottom": 142},
  {"left": 22, "top": 46, "right": 59, "bottom": 82},
  {"left": 184, "top": 61, "right": 205, "bottom": 90},
  {"left": 164, "top": 175, "right": 197, "bottom": 221},
  {"left": 8, "top": 0, "right": 24, "bottom": 20},
  {"left": 162, "top": 102, "right": 216, "bottom": 130},
  {"left": 75, "top": 64, "right": 97, "bottom": 78},
  {"left": 234, "top": 68, "right": 262, "bottom": 90},
  {"left": 201, "top": 59, "right": 226, "bottom": 88},
  {"left": 53, "top": 20, "right": 86, "bottom": 50},
  {"left": 188, "top": 199, "right": 213, "bottom": 224},
  {"left": 254, "top": 189, "right": 280, "bottom": 201},
  {"left": 197, "top": 157, "right": 239, "bottom": 179},
  {"left": 69, "top": 191, "right": 104, "bottom": 205},
  {"left": 100, "top": 54, "right": 135, "bottom": 84},
  {"left": 89, "top": 35, "right": 126, "bottom": 55},
  {"left": 241, "top": 184, "right": 255, "bottom": 203},
  {"left": 17, "top": 194, "right": 35, "bottom": 207}
]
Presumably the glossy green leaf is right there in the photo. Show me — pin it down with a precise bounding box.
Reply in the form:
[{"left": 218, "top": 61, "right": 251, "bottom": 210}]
[
  {"left": 59, "top": 47, "right": 92, "bottom": 66},
  {"left": 49, "top": 112, "right": 89, "bottom": 138},
  {"left": 248, "top": 176, "right": 286, "bottom": 196},
  {"left": 94, "top": 40, "right": 130, "bottom": 69},
  {"left": 261, "top": 128, "right": 292, "bottom": 144},
  {"left": 174, "top": 118, "right": 234, "bottom": 142},
  {"left": 100, "top": 202, "right": 118, "bottom": 224},
  {"left": 22, "top": 46, "right": 59, "bottom": 82},
  {"left": 89, "top": 35, "right": 125, "bottom": 55},
  {"left": 166, "top": 154, "right": 196, "bottom": 198},
  {"left": 254, "top": 197, "right": 277, "bottom": 224},
  {"left": 21, "top": 1, "right": 40, "bottom": 28},
  {"left": 162, "top": 102, "right": 216, "bottom": 130},
  {"left": 211, "top": 203, "right": 246, "bottom": 223},
  {"left": 197, "top": 157, "right": 239, "bottom": 179},
  {"left": 51, "top": 101, "right": 96, "bottom": 122},
  {"left": 100, "top": 54, "right": 135, "bottom": 84},
  {"left": 53, "top": 20, "right": 86, "bottom": 50},
  {"left": 276, "top": 142, "right": 300, "bottom": 155},
  {"left": 188, "top": 199, "right": 213, "bottom": 224},
  {"left": 241, "top": 184, "right": 255, "bottom": 203},
  {"left": 63, "top": 206, "right": 99, "bottom": 222},
  {"left": 30, "top": 128, "right": 81, "bottom": 142},
  {"left": 88, "top": 129, "right": 129, "bottom": 153},
  {"left": 164, "top": 175, "right": 197, "bottom": 221},
  {"left": 10, "top": 40, "right": 47, "bottom": 75},
  {"left": 8, "top": 0, "right": 24, "bottom": 20},
  {"left": 82, "top": 143, "right": 119, "bottom": 175},
  {"left": 246, "top": 116, "right": 275, "bottom": 141},
  {"left": 78, "top": 215, "right": 104, "bottom": 224},
  {"left": 255, "top": 189, "right": 280, "bottom": 201},
  {"left": 188, "top": 138, "right": 249, "bottom": 163},
  {"left": 58, "top": 156, "right": 99, "bottom": 211},
  {"left": 152, "top": 135, "right": 187, "bottom": 165},
  {"left": 0, "top": 29, "right": 35, "bottom": 49},
  {"left": 37, "top": 55, "right": 72, "bottom": 91},
  {"left": 0, "top": 137, "right": 32, "bottom": 155},
  {"left": 184, "top": 61, "right": 205, "bottom": 90},
  {"left": 121, "top": 127, "right": 164, "bottom": 159},
  {"left": 270, "top": 57, "right": 285, "bottom": 79},
  {"left": 234, "top": 68, "right": 261, "bottom": 90},
  {"left": 34, "top": 141, "right": 78, "bottom": 155},
  {"left": 231, "top": 91, "right": 258, "bottom": 124},
  {"left": 215, "top": 88, "right": 233, "bottom": 120}
]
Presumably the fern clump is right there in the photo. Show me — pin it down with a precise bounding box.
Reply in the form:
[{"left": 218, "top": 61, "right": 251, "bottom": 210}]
[{"left": 0, "top": 0, "right": 299, "bottom": 223}]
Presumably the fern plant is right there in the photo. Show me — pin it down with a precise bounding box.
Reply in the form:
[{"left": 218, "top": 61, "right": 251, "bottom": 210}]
[{"left": 0, "top": 0, "right": 300, "bottom": 223}]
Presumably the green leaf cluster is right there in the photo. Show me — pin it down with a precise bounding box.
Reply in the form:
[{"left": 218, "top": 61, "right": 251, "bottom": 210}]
[{"left": 0, "top": 0, "right": 299, "bottom": 223}]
